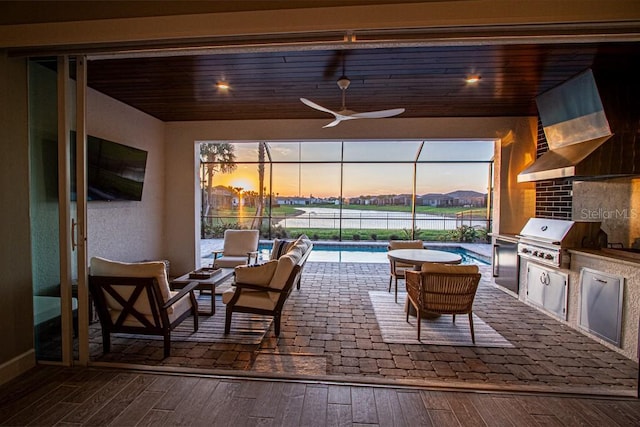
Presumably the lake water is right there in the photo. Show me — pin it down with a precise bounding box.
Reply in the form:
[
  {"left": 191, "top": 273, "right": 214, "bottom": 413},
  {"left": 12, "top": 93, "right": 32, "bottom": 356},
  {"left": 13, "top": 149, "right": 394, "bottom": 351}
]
[{"left": 274, "top": 207, "right": 487, "bottom": 231}]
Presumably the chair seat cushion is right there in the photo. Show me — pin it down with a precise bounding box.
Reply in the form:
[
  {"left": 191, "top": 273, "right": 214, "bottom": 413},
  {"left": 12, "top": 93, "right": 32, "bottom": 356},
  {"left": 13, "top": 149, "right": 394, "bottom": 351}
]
[
  {"left": 395, "top": 262, "right": 415, "bottom": 269},
  {"left": 214, "top": 256, "right": 251, "bottom": 268},
  {"left": 221, "top": 287, "right": 276, "bottom": 310}
]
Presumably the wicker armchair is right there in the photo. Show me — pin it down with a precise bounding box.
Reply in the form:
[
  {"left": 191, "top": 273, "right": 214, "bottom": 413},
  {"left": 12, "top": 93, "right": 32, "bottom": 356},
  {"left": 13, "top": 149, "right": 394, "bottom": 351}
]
[
  {"left": 404, "top": 263, "right": 481, "bottom": 342},
  {"left": 388, "top": 240, "right": 423, "bottom": 302}
]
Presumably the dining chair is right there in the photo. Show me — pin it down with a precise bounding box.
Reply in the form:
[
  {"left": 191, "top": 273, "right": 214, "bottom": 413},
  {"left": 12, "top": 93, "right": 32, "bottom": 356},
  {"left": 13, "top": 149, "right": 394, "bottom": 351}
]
[
  {"left": 404, "top": 263, "right": 481, "bottom": 343},
  {"left": 387, "top": 239, "right": 423, "bottom": 302}
]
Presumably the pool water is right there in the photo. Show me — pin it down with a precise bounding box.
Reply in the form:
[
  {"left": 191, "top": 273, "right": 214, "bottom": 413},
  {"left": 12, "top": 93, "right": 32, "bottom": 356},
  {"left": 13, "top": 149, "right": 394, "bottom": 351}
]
[{"left": 256, "top": 243, "right": 490, "bottom": 265}]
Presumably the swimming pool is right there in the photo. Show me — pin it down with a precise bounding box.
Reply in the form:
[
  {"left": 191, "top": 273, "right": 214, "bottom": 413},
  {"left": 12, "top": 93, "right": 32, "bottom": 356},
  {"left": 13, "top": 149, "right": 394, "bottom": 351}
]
[{"left": 256, "top": 243, "right": 490, "bottom": 265}]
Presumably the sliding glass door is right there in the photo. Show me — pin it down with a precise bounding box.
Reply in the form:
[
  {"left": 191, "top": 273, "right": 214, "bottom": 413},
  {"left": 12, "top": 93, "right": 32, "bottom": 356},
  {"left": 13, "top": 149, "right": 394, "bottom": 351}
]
[{"left": 29, "top": 56, "right": 88, "bottom": 365}]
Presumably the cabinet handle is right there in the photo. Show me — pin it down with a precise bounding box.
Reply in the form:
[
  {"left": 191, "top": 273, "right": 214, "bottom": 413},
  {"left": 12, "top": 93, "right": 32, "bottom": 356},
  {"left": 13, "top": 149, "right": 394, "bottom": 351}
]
[
  {"left": 593, "top": 277, "right": 608, "bottom": 284},
  {"left": 540, "top": 271, "right": 550, "bottom": 285}
]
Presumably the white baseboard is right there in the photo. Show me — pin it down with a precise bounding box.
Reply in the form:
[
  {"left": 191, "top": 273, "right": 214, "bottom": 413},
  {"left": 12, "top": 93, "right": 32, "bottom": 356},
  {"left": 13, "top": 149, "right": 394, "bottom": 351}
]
[{"left": 0, "top": 349, "right": 36, "bottom": 386}]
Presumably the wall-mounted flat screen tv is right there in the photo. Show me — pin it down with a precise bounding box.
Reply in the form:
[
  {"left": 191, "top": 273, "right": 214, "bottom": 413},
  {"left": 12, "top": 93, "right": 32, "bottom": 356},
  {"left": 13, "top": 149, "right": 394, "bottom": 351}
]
[
  {"left": 73, "top": 133, "right": 148, "bottom": 201},
  {"left": 88, "top": 135, "right": 148, "bottom": 201}
]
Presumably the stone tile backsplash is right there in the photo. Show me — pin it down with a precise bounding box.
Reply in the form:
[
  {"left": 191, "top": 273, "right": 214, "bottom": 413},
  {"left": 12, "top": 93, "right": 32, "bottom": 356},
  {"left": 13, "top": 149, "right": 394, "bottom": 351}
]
[{"left": 572, "top": 177, "right": 640, "bottom": 248}]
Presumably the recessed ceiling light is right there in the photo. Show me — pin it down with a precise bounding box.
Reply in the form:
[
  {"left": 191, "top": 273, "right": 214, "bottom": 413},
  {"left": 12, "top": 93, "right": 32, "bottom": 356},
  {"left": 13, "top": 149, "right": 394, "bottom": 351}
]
[
  {"left": 465, "top": 75, "right": 481, "bottom": 84},
  {"left": 216, "top": 81, "right": 230, "bottom": 90}
]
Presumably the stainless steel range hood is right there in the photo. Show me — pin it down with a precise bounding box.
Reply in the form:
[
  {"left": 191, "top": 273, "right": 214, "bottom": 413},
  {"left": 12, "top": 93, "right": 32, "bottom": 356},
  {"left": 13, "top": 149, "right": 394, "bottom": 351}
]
[
  {"left": 517, "top": 69, "right": 632, "bottom": 183},
  {"left": 517, "top": 135, "right": 612, "bottom": 182}
]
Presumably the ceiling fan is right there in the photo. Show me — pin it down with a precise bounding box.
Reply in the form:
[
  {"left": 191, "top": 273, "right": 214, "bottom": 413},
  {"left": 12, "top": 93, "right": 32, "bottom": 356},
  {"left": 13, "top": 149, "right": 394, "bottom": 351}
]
[{"left": 300, "top": 75, "right": 405, "bottom": 128}]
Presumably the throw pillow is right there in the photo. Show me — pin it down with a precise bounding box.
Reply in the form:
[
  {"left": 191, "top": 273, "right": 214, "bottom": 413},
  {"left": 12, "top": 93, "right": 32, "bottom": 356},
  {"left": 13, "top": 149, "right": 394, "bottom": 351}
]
[
  {"left": 270, "top": 238, "right": 293, "bottom": 260},
  {"left": 286, "top": 245, "right": 304, "bottom": 263},
  {"left": 289, "top": 234, "right": 309, "bottom": 253},
  {"left": 235, "top": 260, "right": 279, "bottom": 286},
  {"left": 269, "top": 254, "right": 297, "bottom": 290}
]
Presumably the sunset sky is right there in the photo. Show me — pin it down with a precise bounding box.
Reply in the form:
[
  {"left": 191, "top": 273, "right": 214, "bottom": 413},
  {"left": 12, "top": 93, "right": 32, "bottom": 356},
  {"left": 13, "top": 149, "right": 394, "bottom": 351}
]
[{"left": 205, "top": 140, "right": 494, "bottom": 198}]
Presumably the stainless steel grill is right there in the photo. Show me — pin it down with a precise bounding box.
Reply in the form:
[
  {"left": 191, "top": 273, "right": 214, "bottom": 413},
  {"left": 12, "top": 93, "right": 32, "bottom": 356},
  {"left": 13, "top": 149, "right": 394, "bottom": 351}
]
[{"left": 517, "top": 218, "right": 600, "bottom": 267}]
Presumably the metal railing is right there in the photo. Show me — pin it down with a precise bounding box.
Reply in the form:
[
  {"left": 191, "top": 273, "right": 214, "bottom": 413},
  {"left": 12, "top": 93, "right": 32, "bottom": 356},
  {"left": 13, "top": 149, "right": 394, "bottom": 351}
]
[{"left": 201, "top": 209, "right": 491, "bottom": 240}]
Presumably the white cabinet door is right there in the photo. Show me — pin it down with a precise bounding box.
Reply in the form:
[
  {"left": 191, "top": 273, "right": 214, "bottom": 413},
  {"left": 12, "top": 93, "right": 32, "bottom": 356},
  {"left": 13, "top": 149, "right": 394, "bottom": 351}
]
[
  {"left": 579, "top": 268, "right": 624, "bottom": 346},
  {"left": 526, "top": 262, "right": 568, "bottom": 320}
]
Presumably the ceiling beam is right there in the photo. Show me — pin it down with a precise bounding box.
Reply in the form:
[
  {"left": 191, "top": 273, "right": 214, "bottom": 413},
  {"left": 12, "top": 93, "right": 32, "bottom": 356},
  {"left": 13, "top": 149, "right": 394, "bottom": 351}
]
[{"left": 3, "top": 1, "right": 640, "bottom": 57}]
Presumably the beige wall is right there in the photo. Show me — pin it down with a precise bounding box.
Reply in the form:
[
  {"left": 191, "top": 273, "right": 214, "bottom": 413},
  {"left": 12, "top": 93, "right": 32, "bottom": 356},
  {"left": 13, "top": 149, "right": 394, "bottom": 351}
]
[
  {"left": 0, "top": 53, "right": 35, "bottom": 381},
  {"left": 165, "top": 116, "right": 535, "bottom": 274},
  {"left": 86, "top": 88, "right": 166, "bottom": 263},
  {"left": 493, "top": 117, "right": 538, "bottom": 235}
]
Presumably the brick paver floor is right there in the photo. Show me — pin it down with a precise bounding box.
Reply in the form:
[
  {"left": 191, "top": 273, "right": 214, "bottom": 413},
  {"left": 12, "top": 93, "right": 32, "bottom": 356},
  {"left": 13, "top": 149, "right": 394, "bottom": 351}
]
[{"left": 89, "top": 262, "right": 638, "bottom": 396}]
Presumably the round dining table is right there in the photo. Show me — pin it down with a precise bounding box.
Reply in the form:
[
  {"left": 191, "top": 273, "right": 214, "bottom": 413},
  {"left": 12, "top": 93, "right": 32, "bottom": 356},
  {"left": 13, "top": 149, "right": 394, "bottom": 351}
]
[
  {"left": 387, "top": 248, "right": 462, "bottom": 270},
  {"left": 387, "top": 248, "right": 463, "bottom": 320}
]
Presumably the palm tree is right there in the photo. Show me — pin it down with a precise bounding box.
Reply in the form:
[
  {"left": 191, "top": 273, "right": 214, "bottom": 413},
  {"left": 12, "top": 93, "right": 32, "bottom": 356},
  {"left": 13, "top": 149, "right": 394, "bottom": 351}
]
[
  {"left": 200, "top": 142, "right": 236, "bottom": 235},
  {"left": 251, "top": 142, "right": 266, "bottom": 230}
]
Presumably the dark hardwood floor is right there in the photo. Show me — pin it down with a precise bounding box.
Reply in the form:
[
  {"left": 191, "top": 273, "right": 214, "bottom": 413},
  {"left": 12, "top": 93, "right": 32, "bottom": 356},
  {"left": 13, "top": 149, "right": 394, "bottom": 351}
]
[{"left": 1, "top": 365, "right": 640, "bottom": 426}]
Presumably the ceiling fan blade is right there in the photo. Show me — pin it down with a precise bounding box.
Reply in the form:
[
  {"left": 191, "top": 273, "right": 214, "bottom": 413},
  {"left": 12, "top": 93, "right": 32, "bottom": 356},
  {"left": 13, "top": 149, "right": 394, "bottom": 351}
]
[
  {"left": 323, "top": 108, "right": 400, "bottom": 127},
  {"left": 323, "top": 110, "right": 353, "bottom": 128},
  {"left": 300, "top": 98, "right": 339, "bottom": 116},
  {"left": 323, "top": 50, "right": 346, "bottom": 79},
  {"left": 323, "top": 118, "right": 343, "bottom": 128},
  {"left": 350, "top": 108, "right": 406, "bottom": 119}
]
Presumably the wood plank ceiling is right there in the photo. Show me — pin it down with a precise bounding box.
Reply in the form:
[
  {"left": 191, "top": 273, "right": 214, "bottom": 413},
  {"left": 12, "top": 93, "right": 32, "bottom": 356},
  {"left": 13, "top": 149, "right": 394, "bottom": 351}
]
[{"left": 86, "top": 42, "right": 640, "bottom": 122}]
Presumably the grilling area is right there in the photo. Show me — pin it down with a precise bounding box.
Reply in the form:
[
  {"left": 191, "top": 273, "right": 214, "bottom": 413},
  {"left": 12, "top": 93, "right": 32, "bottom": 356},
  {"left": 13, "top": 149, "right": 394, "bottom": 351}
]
[
  {"left": 486, "top": 65, "right": 640, "bottom": 397},
  {"left": 496, "top": 217, "right": 639, "bottom": 364}
]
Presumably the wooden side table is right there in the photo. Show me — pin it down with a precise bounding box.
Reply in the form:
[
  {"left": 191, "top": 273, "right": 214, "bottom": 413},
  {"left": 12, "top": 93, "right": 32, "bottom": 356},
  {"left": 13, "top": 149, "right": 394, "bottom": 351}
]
[{"left": 171, "top": 268, "right": 235, "bottom": 316}]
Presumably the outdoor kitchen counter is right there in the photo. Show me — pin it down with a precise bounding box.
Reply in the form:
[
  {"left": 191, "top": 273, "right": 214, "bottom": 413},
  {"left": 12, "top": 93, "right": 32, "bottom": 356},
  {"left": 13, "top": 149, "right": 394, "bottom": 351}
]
[
  {"left": 569, "top": 248, "right": 640, "bottom": 267},
  {"left": 488, "top": 233, "right": 519, "bottom": 243},
  {"left": 568, "top": 249, "right": 640, "bottom": 361}
]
